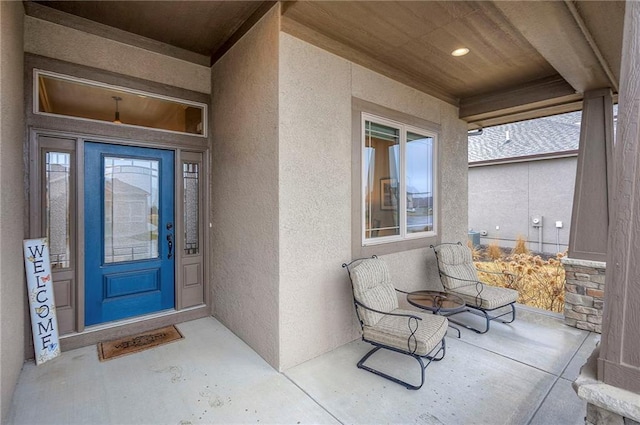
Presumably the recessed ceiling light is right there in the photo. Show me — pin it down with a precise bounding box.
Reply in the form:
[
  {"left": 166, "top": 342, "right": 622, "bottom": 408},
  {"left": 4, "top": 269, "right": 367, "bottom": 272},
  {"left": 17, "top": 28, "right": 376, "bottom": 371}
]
[{"left": 451, "top": 47, "right": 470, "bottom": 57}]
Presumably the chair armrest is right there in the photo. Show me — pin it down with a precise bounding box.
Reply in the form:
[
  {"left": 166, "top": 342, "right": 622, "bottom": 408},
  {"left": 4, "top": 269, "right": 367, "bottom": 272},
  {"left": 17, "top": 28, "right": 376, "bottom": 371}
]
[
  {"left": 438, "top": 270, "right": 483, "bottom": 286},
  {"left": 356, "top": 300, "right": 430, "bottom": 355},
  {"left": 354, "top": 300, "right": 423, "bottom": 321},
  {"left": 437, "top": 271, "right": 485, "bottom": 298}
]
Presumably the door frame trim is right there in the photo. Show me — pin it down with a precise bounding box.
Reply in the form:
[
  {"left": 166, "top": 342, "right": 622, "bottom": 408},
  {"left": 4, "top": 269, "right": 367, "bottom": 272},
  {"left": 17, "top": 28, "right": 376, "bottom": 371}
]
[{"left": 27, "top": 127, "right": 210, "bottom": 350}]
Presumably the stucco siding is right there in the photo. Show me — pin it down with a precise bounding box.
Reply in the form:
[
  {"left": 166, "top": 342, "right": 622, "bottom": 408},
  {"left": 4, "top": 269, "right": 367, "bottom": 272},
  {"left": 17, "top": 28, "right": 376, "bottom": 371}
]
[
  {"left": 439, "top": 102, "right": 471, "bottom": 245},
  {"left": 382, "top": 247, "right": 444, "bottom": 299},
  {"left": 278, "top": 33, "right": 355, "bottom": 371},
  {"left": 469, "top": 157, "right": 576, "bottom": 253},
  {"left": 278, "top": 34, "right": 468, "bottom": 370},
  {"left": 469, "top": 163, "right": 530, "bottom": 243},
  {"left": 24, "top": 16, "right": 211, "bottom": 94},
  {"left": 211, "top": 6, "right": 280, "bottom": 368},
  {"left": 0, "top": 1, "right": 26, "bottom": 421},
  {"left": 351, "top": 64, "right": 441, "bottom": 125}
]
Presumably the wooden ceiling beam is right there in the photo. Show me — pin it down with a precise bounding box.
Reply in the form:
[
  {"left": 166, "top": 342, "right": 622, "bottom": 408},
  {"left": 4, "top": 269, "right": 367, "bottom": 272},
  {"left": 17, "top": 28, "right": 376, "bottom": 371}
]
[
  {"left": 563, "top": 0, "right": 619, "bottom": 92},
  {"left": 464, "top": 102, "right": 587, "bottom": 131},
  {"left": 492, "top": 1, "right": 613, "bottom": 94},
  {"left": 460, "top": 75, "right": 583, "bottom": 128}
]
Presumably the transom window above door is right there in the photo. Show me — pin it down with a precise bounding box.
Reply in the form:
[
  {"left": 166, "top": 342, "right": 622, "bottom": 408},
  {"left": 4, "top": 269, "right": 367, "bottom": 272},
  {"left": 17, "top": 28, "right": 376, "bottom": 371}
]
[
  {"left": 362, "top": 113, "right": 437, "bottom": 245},
  {"left": 35, "top": 70, "right": 207, "bottom": 137}
]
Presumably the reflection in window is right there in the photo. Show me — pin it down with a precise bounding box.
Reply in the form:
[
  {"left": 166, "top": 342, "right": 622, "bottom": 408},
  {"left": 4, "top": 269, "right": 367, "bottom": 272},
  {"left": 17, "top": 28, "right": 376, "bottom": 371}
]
[
  {"left": 406, "top": 132, "right": 434, "bottom": 234},
  {"left": 362, "top": 114, "right": 437, "bottom": 244},
  {"left": 45, "top": 152, "right": 71, "bottom": 268},
  {"left": 104, "top": 157, "right": 159, "bottom": 263},
  {"left": 183, "top": 162, "right": 199, "bottom": 255},
  {"left": 364, "top": 121, "right": 400, "bottom": 239}
]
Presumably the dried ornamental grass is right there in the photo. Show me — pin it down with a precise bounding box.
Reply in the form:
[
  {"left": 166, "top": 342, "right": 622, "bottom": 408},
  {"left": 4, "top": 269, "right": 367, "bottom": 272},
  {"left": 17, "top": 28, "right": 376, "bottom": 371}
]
[
  {"left": 486, "top": 242, "right": 503, "bottom": 260},
  {"left": 475, "top": 251, "right": 566, "bottom": 313},
  {"left": 512, "top": 235, "right": 530, "bottom": 255}
]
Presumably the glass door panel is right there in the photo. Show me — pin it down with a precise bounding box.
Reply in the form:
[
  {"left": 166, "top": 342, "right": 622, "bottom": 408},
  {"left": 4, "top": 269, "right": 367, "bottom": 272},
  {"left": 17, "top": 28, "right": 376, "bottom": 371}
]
[{"left": 103, "top": 157, "right": 159, "bottom": 263}]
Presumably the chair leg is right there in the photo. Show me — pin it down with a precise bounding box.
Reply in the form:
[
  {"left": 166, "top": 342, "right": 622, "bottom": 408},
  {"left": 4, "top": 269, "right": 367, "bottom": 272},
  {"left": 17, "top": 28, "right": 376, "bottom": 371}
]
[
  {"left": 429, "top": 337, "right": 446, "bottom": 362},
  {"left": 444, "top": 309, "right": 489, "bottom": 334},
  {"left": 447, "top": 324, "right": 462, "bottom": 338},
  {"left": 445, "top": 304, "right": 516, "bottom": 334},
  {"left": 502, "top": 303, "right": 516, "bottom": 324},
  {"left": 357, "top": 338, "right": 446, "bottom": 390},
  {"left": 357, "top": 346, "right": 425, "bottom": 390},
  {"left": 487, "top": 303, "right": 516, "bottom": 325},
  {"left": 468, "top": 309, "right": 491, "bottom": 334}
]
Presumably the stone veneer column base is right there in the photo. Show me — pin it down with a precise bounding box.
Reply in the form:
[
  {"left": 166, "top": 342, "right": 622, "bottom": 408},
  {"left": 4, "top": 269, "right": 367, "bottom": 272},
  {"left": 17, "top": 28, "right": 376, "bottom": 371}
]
[
  {"left": 562, "top": 257, "right": 606, "bottom": 333},
  {"left": 574, "top": 346, "right": 640, "bottom": 425}
]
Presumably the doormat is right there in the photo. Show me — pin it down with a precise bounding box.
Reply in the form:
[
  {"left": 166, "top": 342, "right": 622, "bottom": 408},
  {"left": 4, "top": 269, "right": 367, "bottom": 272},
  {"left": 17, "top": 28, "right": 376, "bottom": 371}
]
[{"left": 97, "top": 325, "right": 183, "bottom": 361}]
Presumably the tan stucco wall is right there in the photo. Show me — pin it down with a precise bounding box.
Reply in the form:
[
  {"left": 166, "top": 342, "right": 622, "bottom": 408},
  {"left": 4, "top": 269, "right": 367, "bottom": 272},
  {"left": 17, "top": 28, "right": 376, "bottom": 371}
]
[
  {"left": 278, "top": 33, "right": 357, "bottom": 370},
  {"left": 438, "top": 102, "right": 470, "bottom": 244},
  {"left": 24, "top": 16, "right": 211, "bottom": 94},
  {"left": 0, "top": 1, "right": 25, "bottom": 421},
  {"left": 210, "top": 7, "right": 281, "bottom": 368},
  {"left": 278, "top": 33, "right": 468, "bottom": 370}
]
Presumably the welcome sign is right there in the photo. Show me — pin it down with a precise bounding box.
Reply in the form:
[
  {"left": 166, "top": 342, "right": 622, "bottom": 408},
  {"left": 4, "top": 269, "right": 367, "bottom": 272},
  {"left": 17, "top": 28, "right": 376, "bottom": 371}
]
[{"left": 23, "top": 238, "right": 61, "bottom": 365}]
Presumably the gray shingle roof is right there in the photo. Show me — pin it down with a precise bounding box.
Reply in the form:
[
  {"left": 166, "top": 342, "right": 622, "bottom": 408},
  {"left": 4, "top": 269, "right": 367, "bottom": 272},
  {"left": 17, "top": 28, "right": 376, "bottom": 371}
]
[{"left": 468, "top": 111, "right": 582, "bottom": 163}]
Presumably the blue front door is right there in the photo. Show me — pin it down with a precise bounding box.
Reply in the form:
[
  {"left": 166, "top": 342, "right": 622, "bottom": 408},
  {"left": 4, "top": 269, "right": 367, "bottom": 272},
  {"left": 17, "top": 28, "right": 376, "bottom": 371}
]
[{"left": 85, "top": 142, "right": 175, "bottom": 326}]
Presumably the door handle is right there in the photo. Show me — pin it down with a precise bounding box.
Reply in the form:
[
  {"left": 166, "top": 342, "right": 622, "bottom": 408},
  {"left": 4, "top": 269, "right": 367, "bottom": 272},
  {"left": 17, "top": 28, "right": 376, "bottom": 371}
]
[{"left": 166, "top": 233, "right": 173, "bottom": 259}]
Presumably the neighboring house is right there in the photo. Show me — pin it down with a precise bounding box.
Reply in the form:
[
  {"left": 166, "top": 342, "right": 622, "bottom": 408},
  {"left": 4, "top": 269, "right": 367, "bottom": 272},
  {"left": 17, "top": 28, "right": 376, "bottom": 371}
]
[
  {"left": 1, "top": 1, "right": 639, "bottom": 422},
  {"left": 104, "top": 178, "right": 154, "bottom": 264},
  {"left": 468, "top": 111, "right": 581, "bottom": 254}
]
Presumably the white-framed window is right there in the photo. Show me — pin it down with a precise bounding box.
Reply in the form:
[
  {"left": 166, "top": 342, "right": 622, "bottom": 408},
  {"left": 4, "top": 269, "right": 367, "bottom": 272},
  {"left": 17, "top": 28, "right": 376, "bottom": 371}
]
[{"left": 362, "top": 113, "right": 437, "bottom": 245}]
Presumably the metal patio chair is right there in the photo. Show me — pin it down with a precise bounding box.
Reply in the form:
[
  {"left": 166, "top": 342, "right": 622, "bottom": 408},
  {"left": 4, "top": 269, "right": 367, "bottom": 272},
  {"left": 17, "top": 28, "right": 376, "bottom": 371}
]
[
  {"left": 342, "top": 257, "right": 447, "bottom": 390},
  {"left": 431, "top": 242, "right": 518, "bottom": 334}
]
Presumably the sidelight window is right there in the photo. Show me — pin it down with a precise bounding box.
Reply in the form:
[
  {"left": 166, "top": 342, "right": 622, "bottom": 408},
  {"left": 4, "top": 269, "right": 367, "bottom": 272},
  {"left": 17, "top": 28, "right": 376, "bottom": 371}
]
[
  {"left": 44, "top": 151, "right": 72, "bottom": 268},
  {"left": 183, "top": 162, "right": 200, "bottom": 255}
]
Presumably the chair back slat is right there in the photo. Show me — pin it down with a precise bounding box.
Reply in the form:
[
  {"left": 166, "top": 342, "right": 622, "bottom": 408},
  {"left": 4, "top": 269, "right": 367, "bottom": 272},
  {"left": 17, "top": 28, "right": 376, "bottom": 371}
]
[
  {"left": 434, "top": 244, "right": 479, "bottom": 290},
  {"left": 350, "top": 259, "right": 398, "bottom": 326}
]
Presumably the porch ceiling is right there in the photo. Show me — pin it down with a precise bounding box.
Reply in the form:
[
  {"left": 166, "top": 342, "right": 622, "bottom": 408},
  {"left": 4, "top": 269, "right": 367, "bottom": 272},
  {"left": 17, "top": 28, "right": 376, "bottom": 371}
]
[
  {"left": 31, "top": 0, "right": 265, "bottom": 57},
  {"left": 27, "top": 0, "right": 625, "bottom": 128}
]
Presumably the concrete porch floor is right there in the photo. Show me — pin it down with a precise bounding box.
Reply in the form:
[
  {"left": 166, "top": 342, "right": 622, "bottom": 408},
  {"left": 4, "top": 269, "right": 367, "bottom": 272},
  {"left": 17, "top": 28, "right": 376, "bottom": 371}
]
[{"left": 7, "top": 307, "right": 598, "bottom": 425}]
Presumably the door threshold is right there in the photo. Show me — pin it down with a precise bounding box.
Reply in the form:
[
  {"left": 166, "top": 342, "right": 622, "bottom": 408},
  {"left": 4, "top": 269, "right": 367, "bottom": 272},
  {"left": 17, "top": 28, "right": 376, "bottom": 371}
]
[
  {"left": 81, "top": 308, "right": 181, "bottom": 334},
  {"left": 58, "top": 305, "right": 209, "bottom": 353}
]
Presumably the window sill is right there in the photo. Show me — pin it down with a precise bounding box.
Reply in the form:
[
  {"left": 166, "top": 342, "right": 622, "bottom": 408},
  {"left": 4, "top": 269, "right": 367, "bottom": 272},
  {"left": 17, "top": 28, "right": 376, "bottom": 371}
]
[
  {"left": 363, "top": 232, "right": 436, "bottom": 247},
  {"left": 355, "top": 234, "right": 438, "bottom": 258}
]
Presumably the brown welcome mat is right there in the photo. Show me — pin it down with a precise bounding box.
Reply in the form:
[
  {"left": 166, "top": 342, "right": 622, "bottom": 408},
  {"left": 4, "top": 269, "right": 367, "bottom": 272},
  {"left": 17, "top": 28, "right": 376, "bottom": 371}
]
[{"left": 97, "top": 325, "right": 184, "bottom": 361}]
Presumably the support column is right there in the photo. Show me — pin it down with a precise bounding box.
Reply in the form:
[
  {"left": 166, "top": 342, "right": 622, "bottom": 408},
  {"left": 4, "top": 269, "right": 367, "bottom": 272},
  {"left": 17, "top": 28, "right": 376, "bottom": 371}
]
[
  {"left": 574, "top": 3, "right": 640, "bottom": 425},
  {"left": 562, "top": 89, "right": 614, "bottom": 332},
  {"left": 598, "top": 0, "right": 640, "bottom": 394},
  {"left": 567, "top": 89, "right": 614, "bottom": 263}
]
